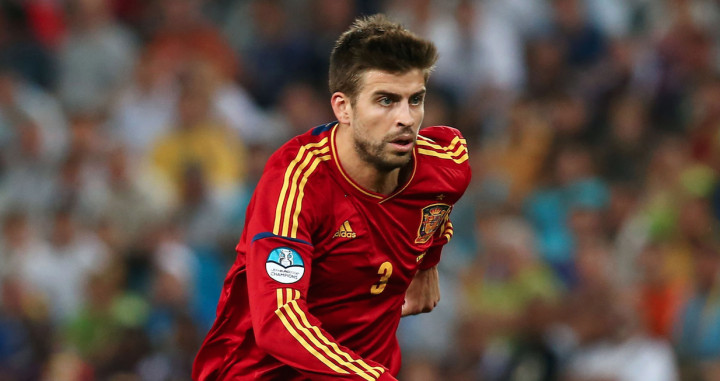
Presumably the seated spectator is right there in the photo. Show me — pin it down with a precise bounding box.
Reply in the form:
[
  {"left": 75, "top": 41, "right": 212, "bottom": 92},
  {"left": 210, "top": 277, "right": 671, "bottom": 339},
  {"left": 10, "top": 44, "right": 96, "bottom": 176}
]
[
  {"left": 57, "top": 0, "right": 138, "bottom": 114},
  {"left": 144, "top": 0, "right": 237, "bottom": 82},
  {"left": 20, "top": 208, "right": 110, "bottom": 323},
  {"left": 457, "top": 211, "right": 562, "bottom": 379},
  {"left": 148, "top": 66, "right": 247, "bottom": 208},
  {"left": 563, "top": 289, "right": 679, "bottom": 381},
  {"left": 108, "top": 50, "right": 178, "bottom": 157},
  {"left": 524, "top": 141, "right": 609, "bottom": 285},
  {"left": 0, "top": 2, "right": 57, "bottom": 89},
  {"left": 635, "top": 243, "right": 686, "bottom": 339},
  {"left": 675, "top": 242, "right": 720, "bottom": 374}
]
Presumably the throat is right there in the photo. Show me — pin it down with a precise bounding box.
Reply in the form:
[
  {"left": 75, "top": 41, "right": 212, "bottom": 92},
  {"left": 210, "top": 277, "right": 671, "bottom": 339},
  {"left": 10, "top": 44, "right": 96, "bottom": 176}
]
[
  {"left": 338, "top": 151, "right": 411, "bottom": 195},
  {"left": 354, "top": 160, "right": 413, "bottom": 195},
  {"left": 369, "top": 171, "right": 401, "bottom": 195}
]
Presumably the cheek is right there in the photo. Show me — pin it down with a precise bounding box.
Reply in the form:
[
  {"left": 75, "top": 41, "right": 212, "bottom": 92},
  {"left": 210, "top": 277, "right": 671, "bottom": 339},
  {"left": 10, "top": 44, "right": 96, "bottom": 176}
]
[
  {"left": 353, "top": 122, "right": 382, "bottom": 144},
  {"left": 361, "top": 106, "right": 389, "bottom": 123},
  {"left": 354, "top": 109, "right": 389, "bottom": 138},
  {"left": 413, "top": 106, "right": 425, "bottom": 121}
]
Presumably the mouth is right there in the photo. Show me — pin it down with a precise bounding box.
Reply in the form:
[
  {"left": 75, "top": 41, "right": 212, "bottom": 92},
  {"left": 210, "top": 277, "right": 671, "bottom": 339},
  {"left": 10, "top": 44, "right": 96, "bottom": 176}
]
[{"left": 388, "top": 135, "right": 415, "bottom": 152}]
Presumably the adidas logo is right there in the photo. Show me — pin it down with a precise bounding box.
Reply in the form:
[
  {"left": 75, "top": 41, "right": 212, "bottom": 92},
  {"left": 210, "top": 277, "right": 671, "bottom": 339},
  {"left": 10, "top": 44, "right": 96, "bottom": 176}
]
[{"left": 333, "top": 220, "right": 357, "bottom": 239}]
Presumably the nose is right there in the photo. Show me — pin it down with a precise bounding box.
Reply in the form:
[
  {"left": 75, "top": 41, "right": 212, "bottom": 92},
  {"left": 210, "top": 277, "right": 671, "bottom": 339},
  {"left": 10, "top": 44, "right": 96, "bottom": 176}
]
[{"left": 396, "top": 102, "right": 415, "bottom": 128}]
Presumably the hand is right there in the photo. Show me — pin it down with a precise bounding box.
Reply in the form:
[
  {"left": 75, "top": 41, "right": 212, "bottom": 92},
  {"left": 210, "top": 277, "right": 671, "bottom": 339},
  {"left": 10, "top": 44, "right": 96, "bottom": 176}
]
[{"left": 401, "top": 266, "right": 440, "bottom": 317}]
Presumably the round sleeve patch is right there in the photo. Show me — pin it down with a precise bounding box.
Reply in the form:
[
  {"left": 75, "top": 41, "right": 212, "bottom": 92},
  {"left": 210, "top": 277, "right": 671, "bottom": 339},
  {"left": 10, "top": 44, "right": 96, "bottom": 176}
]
[{"left": 266, "top": 247, "right": 305, "bottom": 284}]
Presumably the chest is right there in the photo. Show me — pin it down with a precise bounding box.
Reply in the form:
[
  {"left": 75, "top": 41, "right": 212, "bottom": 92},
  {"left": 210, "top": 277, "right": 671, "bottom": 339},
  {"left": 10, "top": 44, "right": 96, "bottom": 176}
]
[{"left": 307, "top": 189, "right": 452, "bottom": 301}]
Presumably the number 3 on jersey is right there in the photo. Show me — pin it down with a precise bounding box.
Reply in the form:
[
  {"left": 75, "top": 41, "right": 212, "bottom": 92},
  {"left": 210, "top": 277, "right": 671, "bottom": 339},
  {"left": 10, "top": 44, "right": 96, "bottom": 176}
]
[{"left": 370, "top": 261, "right": 393, "bottom": 295}]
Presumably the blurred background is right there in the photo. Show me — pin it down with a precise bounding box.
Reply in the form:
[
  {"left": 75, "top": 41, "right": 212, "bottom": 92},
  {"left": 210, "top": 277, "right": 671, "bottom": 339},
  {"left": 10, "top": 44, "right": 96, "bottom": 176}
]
[{"left": 1, "top": 0, "right": 720, "bottom": 380}]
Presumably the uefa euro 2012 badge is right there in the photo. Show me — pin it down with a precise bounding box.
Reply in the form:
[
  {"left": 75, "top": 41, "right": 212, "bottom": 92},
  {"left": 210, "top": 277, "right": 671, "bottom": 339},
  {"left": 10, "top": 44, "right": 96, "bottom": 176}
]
[{"left": 266, "top": 247, "right": 305, "bottom": 284}]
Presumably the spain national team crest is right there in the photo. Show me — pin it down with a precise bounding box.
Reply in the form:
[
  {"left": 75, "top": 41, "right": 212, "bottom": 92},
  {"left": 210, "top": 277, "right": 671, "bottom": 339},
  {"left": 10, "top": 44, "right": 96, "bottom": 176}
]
[
  {"left": 415, "top": 203, "right": 451, "bottom": 244},
  {"left": 266, "top": 247, "right": 305, "bottom": 284}
]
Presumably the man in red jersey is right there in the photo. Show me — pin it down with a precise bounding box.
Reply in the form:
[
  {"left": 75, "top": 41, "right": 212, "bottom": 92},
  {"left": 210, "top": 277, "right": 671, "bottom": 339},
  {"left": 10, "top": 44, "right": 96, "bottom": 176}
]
[{"left": 193, "top": 14, "right": 471, "bottom": 380}]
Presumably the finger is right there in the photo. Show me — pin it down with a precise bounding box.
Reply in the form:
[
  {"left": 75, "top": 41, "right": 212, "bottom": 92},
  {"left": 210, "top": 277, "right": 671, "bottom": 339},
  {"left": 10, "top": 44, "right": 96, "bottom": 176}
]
[
  {"left": 402, "top": 301, "right": 421, "bottom": 316},
  {"left": 401, "top": 303, "right": 413, "bottom": 316}
]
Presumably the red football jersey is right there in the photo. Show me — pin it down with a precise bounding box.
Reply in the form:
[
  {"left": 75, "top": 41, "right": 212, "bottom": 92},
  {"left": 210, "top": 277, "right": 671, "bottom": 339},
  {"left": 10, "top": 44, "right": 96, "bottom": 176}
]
[{"left": 193, "top": 122, "right": 471, "bottom": 380}]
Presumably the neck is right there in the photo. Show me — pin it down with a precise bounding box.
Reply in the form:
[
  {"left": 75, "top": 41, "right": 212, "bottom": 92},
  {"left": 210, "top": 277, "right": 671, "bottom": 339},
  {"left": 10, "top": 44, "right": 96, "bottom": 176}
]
[{"left": 335, "top": 124, "right": 407, "bottom": 195}]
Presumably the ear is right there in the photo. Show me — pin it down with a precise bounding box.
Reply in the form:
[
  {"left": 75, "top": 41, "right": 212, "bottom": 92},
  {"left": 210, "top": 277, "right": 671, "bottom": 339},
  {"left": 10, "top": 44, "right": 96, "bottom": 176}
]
[{"left": 331, "top": 92, "right": 352, "bottom": 124}]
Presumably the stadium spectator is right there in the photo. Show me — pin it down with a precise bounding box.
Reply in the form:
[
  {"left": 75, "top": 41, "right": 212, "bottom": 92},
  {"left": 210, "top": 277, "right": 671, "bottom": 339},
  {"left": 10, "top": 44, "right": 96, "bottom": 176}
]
[{"left": 57, "top": 0, "right": 138, "bottom": 114}]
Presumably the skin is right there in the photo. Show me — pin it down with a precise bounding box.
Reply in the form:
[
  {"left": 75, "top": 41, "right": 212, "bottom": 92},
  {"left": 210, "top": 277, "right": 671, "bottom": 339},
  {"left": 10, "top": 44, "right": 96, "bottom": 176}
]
[
  {"left": 331, "top": 68, "right": 440, "bottom": 316},
  {"left": 402, "top": 266, "right": 440, "bottom": 316},
  {"left": 332, "top": 69, "right": 426, "bottom": 195}
]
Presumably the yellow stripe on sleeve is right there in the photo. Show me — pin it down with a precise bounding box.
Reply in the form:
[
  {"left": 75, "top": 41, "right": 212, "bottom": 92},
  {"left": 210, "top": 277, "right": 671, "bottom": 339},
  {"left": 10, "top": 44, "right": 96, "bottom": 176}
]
[
  {"left": 416, "top": 136, "right": 466, "bottom": 152},
  {"left": 274, "top": 147, "right": 304, "bottom": 235},
  {"left": 282, "top": 153, "right": 315, "bottom": 236},
  {"left": 416, "top": 135, "right": 468, "bottom": 163},
  {"left": 282, "top": 304, "right": 363, "bottom": 378},
  {"left": 275, "top": 288, "right": 384, "bottom": 380},
  {"left": 416, "top": 148, "right": 469, "bottom": 163},
  {"left": 289, "top": 302, "right": 385, "bottom": 379},
  {"left": 417, "top": 141, "right": 467, "bottom": 159},
  {"left": 273, "top": 138, "right": 329, "bottom": 236},
  {"left": 290, "top": 154, "right": 331, "bottom": 238},
  {"left": 275, "top": 290, "right": 349, "bottom": 375},
  {"left": 443, "top": 222, "right": 454, "bottom": 242},
  {"left": 275, "top": 309, "right": 349, "bottom": 374}
]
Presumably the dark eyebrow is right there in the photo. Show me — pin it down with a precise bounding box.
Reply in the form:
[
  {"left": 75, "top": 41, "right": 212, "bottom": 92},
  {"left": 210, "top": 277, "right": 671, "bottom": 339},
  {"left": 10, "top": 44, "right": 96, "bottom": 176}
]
[
  {"left": 373, "top": 89, "right": 426, "bottom": 100},
  {"left": 411, "top": 89, "right": 427, "bottom": 98},
  {"left": 373, "top": 91, "right": 401, "bottom": 101}
]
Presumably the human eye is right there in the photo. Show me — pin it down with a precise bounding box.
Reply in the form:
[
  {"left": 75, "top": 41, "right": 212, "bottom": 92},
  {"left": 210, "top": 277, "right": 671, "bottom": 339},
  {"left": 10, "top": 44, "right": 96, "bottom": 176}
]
[
  {"left": 378, "top": 96, "right": 393, "bottom": 106},
  {"left": 410, "top": 94, "right": 425, "bottom": 106}
]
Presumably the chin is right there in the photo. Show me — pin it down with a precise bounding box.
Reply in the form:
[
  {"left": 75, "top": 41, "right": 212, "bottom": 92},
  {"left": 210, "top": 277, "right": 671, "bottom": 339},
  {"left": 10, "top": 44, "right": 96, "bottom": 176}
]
[{"left": 375, "top": 154, "right": 412, "bottom": 172}]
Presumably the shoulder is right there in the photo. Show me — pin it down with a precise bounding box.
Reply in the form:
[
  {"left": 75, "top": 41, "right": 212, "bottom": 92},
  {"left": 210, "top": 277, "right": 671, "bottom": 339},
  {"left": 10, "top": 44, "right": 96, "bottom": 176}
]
[
  {"left": 249, "top": 124, "right": 337, "bottom": 236},
  {"left": 415, "top": 126, "right": 472, "bottom": 192},
  {"left": 416, "top": 126, "right": 470, "bottom": 168},
  {"left": 259, "top": 122, "right": 335, "bottom": 195},
  {"left": 265, "top": 122, "right": 335, "bottom": 173}
]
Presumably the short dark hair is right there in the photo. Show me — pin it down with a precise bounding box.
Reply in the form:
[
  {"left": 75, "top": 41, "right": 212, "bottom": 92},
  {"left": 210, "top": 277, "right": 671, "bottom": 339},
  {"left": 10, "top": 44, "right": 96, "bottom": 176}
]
[{"left": 328, "top": 14, "right": 438, "bottom": 102}]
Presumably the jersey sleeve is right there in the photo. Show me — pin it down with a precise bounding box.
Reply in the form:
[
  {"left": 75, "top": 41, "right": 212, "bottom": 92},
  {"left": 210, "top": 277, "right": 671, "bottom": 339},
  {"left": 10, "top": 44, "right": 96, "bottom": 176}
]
[
  {"left": 244, "top": 145, "right": 396, "bottom": 380},
  {"left": 415, "top": 126, "right": 471, "bottom": 271}
]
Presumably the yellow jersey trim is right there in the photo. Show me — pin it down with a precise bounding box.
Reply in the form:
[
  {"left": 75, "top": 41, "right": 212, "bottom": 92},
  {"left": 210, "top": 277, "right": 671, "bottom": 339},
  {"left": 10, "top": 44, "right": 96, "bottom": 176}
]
[
  {"left": 275, "top": 288, "right": 383, "bottom": 380},
  {"left": 416, "top": 135, "right": 469, "bottom": 164},
  {"left": 273, "top": 140, "right": 331, "bottom": 238}
]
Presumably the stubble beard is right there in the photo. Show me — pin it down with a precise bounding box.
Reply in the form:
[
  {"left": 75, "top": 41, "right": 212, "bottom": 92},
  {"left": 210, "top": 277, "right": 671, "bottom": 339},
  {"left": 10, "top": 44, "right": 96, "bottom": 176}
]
[{"left": 352, "top": 129, "right": 413, "bottom": 173}]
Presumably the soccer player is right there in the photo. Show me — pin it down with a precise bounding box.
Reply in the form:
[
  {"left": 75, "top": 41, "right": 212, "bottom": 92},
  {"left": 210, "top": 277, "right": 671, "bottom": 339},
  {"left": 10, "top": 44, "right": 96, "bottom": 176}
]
[{"left": 192, "top": 14, "right": 471, "bottom": 380}]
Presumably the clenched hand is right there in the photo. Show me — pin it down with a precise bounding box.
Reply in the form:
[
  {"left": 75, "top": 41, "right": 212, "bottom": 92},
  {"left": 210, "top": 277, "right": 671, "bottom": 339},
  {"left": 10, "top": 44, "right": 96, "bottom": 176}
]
[{"left": 401, "top": 266, "right": 440, "bottom": 317}]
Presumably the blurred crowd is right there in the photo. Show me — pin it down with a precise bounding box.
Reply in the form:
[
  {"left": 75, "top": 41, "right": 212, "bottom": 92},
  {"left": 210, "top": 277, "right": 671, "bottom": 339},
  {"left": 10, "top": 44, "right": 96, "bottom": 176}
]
[{"left": 1, "top": 0, "right": 720, "bottom": 380}]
